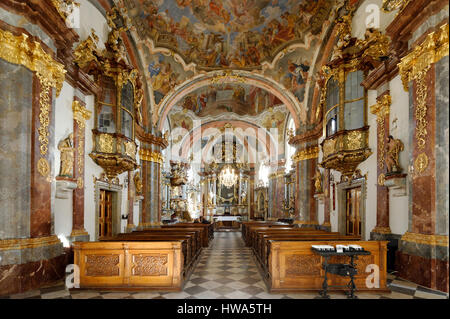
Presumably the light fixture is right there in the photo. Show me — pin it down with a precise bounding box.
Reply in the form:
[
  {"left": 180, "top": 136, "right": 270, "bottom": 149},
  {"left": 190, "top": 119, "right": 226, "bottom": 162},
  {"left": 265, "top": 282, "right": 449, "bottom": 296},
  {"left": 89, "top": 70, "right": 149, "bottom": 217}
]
[{"left": 218, "top": 164, "right": 238, "bottom": 188}]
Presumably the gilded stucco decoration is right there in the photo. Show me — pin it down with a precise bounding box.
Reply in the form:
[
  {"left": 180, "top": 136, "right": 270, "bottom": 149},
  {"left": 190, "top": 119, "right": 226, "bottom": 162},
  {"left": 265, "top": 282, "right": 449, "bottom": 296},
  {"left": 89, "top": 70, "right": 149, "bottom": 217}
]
[
  {"left": 98, "top": 134, "right": 114, "bottom": 153},
  {"left": 73, "top": 101, "right": 92, "bottom": 188},
  {"left": 381, "top": 0, "right": 411, "bottom": 13},
  {"left": 292, "top": 146, "right": 319, "bottom": 163},
  {"left": 139, "top": 149, "right": 164, "bottom": 164},
  {"left": 0, "top": 29, "right": 66, "bottom": 178},
  {"left": 370, "top": 95, "right": 391, "bottom": 170},
  {"left": 399, "top": 23, "right": 449, "bottom": 176}
]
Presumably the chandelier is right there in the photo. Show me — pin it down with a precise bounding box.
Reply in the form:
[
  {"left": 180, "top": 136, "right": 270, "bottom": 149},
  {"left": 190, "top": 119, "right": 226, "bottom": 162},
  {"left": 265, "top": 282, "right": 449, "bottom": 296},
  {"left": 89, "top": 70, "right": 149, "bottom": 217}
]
[{"left": 218, "top": 164, "right": 238, "bottom": 188}]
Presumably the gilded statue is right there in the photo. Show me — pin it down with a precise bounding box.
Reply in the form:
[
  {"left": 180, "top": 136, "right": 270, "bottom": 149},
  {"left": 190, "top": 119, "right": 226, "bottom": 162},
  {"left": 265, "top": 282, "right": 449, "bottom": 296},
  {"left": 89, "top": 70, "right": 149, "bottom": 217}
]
[
  {"left": 134, "top": 172, "right": 143, "bottom": 195},
  {"left": 385, "top": 135, "right": 404, "bottom": 174},
  {"left": 58, "top": 134, "right": 74, "bottom": 177},
  {"left": 313, "top": 167, "right": 323, "bottom": 194}
]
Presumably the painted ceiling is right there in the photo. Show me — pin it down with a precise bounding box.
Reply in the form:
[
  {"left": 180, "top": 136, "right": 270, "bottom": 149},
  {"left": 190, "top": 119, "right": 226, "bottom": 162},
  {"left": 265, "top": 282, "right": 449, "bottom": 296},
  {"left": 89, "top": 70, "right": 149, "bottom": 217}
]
[
  {"left": 115, "top": 0, "right": 355, "bottom": 135},
  {"left": 125, "top": 0, "right": 335, "bottom": 69}
]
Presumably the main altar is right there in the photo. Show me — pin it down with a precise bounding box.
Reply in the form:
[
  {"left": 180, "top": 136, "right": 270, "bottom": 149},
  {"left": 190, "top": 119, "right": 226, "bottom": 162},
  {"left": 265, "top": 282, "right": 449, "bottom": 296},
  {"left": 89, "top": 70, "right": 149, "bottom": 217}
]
[{"left": 199, "top": 138, "right": 251, "bottom": 229}]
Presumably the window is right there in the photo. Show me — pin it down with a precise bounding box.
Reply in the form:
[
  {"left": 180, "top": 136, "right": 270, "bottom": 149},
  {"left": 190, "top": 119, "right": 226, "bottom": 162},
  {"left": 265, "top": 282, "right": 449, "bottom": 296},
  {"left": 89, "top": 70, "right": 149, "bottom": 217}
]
[
  {"left": 323, "top": 70, "right": 366, "bottom": 137},
  {"left": 120, "top": 80, "right": 135, "bottom": 139}
]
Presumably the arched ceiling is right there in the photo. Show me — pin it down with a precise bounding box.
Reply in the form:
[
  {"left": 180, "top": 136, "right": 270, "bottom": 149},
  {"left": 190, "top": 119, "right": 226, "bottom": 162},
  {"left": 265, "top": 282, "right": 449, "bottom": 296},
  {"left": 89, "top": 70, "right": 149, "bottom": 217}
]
[
  {"left": 123, "top": 0, "right": 336, "bottom": 70},
  {"left": 115, "top": 0, "right": 358, "bottom": 136}
]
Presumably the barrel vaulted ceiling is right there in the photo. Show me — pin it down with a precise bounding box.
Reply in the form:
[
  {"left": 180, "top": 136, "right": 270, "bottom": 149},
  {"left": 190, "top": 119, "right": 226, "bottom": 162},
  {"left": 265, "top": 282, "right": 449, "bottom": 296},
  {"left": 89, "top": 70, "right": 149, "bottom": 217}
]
[{"left": 110, "top": 0, "right": 359, "bottom": 148}]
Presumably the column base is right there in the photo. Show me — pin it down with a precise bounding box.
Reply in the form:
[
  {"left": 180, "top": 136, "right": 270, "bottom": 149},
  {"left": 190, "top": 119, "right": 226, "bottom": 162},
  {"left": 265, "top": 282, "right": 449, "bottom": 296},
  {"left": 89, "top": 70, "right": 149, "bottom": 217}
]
[
  {"left": 0, "top": 236, "right": 68, "bottom": 296},
  {"left": 395, "top": 232, "right": 449, "bottom": 293},
  {"left": 126, "top": 224, "right": 136, "bottom": 233},
  {"left": 370, "top": 226, "right": 392, "bottom": 237},
  {"left": 69, "top": 229, "right": 90, "bottom": 243}
]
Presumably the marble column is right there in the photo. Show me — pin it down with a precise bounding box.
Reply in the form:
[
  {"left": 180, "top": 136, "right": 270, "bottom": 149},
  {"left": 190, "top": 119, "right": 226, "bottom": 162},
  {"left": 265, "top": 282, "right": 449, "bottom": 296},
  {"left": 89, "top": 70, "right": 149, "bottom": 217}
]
[
  {"left": 139, "top": 143, "right": 162, "bottom": 228},
  {"left": 70, "top": 99, "right": 91, "bottom": 242},
  {"left": 0, "top": 58, "right": 65, "bottom": 296},
  {"left": 396, "top": 39, "right": 449, "bottom": 292},
  {"left": 126, "top": 170, "right": 135, "bottom": 232},
  {"left": 293, "top": 145, "right": 319, "bottom": 227},
  {"left": 322, "top": 169, "right": 332, "bottom": 230},
  {"left": 370, "top": 94, "right": 392, "bottom": 238}
]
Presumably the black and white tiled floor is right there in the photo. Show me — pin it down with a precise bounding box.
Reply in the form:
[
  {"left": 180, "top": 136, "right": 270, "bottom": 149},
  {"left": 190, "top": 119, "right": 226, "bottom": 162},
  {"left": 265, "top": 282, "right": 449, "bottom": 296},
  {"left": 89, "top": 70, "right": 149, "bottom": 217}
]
[{"left": 2, "top": 231, "right": 448, "bottom": 299}]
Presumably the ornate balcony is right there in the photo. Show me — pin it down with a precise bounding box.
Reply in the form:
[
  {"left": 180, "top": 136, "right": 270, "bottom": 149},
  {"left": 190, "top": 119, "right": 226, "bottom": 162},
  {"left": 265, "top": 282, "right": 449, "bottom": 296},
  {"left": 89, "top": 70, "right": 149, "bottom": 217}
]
[
  {"left": 320, "top": 126, "right": 372, "bottom": 178},
  {"left": 89, "top": 130, "right": 138, "bottom": 179}
]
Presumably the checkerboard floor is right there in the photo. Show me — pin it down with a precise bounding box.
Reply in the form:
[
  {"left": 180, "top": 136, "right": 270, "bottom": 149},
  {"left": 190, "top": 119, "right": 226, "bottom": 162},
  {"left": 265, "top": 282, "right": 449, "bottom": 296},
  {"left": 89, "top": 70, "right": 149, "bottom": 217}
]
[{"left": 2, "top": 231, "right": 448, "bottom": 299}]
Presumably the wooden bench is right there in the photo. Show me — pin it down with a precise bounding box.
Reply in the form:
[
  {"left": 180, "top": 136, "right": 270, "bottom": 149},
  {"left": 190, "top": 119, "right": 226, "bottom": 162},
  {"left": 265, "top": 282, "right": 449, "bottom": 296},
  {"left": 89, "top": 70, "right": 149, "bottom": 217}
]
[
  {"left": 244, "top": 225, "right": 297, "bottom": 247},
  {"left": 161, "top": 224, "right": 213, "bottom": 247},
  {"left": 73, "top": 241, "right": 184, "bottom": 291},
  {"left": 267, "top": 240, "right": 389, "bottom": 293},
  {"left": 241, "top": 222, "right": 292, "bottom": 244},
  {"left": 258, "top": 234, "right": 361, "bottom": 273},
  {"left": 105, "top": 233, "right": 197, "bottom": 270},
  {"left": 134, "top": 228, "right": 202, "bottom": 253}
]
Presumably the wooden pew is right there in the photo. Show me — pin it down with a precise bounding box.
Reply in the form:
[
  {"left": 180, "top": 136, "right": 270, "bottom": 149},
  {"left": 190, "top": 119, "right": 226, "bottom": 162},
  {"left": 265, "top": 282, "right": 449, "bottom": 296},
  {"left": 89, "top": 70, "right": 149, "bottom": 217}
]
[
  {"left": 109, "top": 232, "right": 199, "bottom": 268},
  {"left": 267, "top": 240, "right": 389, "bottom": 293},
  {"left": 135, "top": 228, "right": 202, "bottom": 253},
  {"left": 101, "top": 235, "right": 193, "bottom": 271},
  {"left": 161, "top": 224, "right": 213, "bottom": 247},
  {"left": 241, "top": 221, "right": 291, "bottom": 244},
  {"left": 253, "top": 229, "right": 328, "bottom": 255},
  {"left": 259, "top": 234, "right": 361, "bottom": 273},
  {"left": 244, "top": 225, "right": 296, "bottom": 247},
  {"left": 73, "top": 240, "right": 184, "bottom": 291}
]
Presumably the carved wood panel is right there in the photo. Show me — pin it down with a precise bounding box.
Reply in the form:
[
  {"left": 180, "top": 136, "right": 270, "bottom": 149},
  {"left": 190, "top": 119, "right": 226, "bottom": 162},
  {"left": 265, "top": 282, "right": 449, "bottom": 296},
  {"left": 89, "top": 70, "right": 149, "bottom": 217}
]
[
  {"left": 285, "top": 254, "right": 321, "bottom": 276},
  {"left": 85, "top": 254, "right": 120, "bottom": 276},
  {"left": 132, "top": 254, "right": 168, "bottom": 276}
]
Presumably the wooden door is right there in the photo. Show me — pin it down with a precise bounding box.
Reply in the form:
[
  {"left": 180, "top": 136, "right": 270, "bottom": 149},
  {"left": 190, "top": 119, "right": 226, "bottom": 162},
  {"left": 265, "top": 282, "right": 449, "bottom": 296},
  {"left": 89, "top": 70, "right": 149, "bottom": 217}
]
[
  {"left": 345, "top": 187, "right": 361, "bottom": 237},
  {"left": 99, "top": 190, "right": 113, "bottom": 238}
]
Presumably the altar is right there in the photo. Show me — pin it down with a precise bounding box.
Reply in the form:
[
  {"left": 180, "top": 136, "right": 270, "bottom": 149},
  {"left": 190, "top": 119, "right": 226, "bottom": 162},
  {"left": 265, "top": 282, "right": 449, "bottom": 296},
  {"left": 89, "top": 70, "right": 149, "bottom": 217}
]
[{"left": 213, "top": 215, "right": 241, "bottom": 229}]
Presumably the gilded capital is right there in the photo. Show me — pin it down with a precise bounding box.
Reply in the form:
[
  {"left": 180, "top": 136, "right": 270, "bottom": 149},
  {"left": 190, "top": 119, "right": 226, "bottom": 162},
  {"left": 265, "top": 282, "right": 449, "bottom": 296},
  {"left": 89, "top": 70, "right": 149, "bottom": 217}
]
[
  {"left": 72, "top": 101, "right": 92, "bottom": 128},
  {"left": 370, "top": 94, "right": 391, "bottom": 118}
]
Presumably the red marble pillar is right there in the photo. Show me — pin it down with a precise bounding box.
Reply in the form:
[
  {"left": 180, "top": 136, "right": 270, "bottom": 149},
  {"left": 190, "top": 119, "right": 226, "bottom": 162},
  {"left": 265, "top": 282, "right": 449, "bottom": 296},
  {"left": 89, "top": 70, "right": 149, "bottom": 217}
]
[
  {"left": 323, "top": 169, "right": 331, "bottom": 228},
  {"left": 126, "top": 171, "right": 135, "bottom": 231},
  {"left": 309, "top": 158, "right": 318, "bottom": 223},
  {"left": 71, "top": 100, "right": 91, "bottom": 239},
  {"left": 371, "top": 94, "right": 391, "bottom": 235},
  {"left": 411, "top": 66, "right": 436, "bottom": 235},
  {"left": 30, "top": 75, "right": 52, "bottom": 238}
]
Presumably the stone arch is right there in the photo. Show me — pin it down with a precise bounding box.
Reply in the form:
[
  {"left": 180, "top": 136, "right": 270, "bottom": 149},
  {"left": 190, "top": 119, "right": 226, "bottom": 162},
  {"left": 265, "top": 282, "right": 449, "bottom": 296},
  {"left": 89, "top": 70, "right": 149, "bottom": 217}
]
[{"left": 155, "top": 71, "right": 303, "bottom": 130}]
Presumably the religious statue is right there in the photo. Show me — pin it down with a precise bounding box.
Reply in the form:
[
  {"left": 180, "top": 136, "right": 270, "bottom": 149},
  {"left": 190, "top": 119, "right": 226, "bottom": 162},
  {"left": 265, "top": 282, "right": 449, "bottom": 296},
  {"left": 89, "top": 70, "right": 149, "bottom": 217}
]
[
  {"left": 133, "top": 172, "right": 143, "bottom": 195},
  {"left": 385, "top": 135, "right": 404, "bottom": 174},
  {"left": 58, "top": 134, "right": 74, "bottom": 177},
  {"left": 313, "top": 167, "right": 323, "bottom": 194}
]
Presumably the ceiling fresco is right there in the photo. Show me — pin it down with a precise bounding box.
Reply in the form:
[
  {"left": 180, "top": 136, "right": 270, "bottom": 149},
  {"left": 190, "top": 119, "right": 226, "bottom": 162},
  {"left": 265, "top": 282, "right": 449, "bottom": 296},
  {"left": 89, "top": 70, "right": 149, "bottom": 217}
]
[
  {"left": 124, "top": 0, "right": 336, "bottom": 69},
  {"left": 114, "top": 0, "right": 355, "bottom": 132},
  {"left": 178, "top": 83, "right": 282, "bottom": 117}
]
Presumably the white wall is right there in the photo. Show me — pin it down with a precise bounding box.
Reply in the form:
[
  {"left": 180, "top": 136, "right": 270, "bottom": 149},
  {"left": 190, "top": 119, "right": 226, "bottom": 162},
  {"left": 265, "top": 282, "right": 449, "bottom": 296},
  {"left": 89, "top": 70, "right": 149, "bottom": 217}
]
[
  {"left": 388, "top": 75, "right": 409, "bottom": 235},
  {"left": 53, "top": 81, "right": 76, "bottom": 239},
  {"left": 358, "top": 89, "right": 379, "bottom": 240},
  {"left": 76, "top": 0, "right": 109, "bottom": 48}
]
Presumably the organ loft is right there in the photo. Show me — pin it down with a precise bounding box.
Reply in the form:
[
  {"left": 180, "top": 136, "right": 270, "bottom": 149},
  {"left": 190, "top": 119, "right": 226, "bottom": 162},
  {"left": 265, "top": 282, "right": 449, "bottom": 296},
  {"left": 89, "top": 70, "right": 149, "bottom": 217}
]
[{"left": 0, "top": 0, "right": 448, "bottom": 302}]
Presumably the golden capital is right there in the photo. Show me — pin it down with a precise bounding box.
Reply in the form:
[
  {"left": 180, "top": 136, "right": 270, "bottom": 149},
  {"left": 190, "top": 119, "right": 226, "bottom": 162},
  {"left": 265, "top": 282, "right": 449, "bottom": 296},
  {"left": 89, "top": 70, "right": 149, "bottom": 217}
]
[
  {"left": 399, "top": 23, "right": 449, "bottom": 91},
  {"left": 292, "top": 146, "right": 319, "bottom": 163},
  {"left": 72, "top": 101, "right": 92, "bottom": 128},
  {"left": 370, "top": 94, "right": 391, "bottom": 118},
  {"left": 139, "top": 148, "right": 164, "bottom": 164}
]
